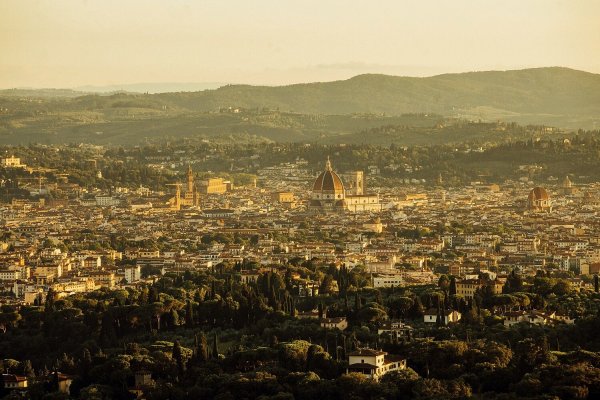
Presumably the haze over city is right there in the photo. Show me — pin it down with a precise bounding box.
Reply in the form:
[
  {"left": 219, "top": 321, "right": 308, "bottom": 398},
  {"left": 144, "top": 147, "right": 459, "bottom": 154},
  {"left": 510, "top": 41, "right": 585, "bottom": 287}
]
[{"left": 1, "top": 0, "right": 600, "bottom": 89}]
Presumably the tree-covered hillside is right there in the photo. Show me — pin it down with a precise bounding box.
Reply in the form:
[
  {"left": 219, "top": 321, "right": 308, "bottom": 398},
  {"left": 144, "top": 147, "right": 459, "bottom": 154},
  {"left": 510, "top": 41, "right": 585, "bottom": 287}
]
[
  {"left": 154, "top": 67, "right": 600, "bottom": 128},
  {"left": 1, "top": 68, "right": 599, "bottom": 144}
]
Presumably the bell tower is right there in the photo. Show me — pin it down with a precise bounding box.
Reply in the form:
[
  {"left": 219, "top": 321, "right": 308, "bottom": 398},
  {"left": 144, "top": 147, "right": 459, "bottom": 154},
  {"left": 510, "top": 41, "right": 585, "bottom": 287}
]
[{"left": 187, "top": 165, "right": 194, "bottom": 193}]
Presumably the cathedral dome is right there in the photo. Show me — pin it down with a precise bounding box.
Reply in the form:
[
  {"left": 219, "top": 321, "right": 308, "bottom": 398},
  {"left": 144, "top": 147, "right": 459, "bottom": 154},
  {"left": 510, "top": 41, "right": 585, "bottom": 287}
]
[
  {"left": 528, "top": 187, "right": 551, "bottom": 211},
  {"left": 528, "top": 187, "right": 549, "bottom": 201},
  {"left": 312, "top": 157, "right": 345, "bottom": 200}
]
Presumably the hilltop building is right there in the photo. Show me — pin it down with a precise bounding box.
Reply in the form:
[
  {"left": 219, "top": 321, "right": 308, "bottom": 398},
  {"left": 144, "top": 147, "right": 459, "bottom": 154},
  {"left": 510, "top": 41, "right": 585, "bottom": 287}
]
[
  {"left": 1, "top": 155, "right": 26, "bottom": 169},
  {"left": 309, "top": 157, "right": 381, "bottom": 213}
]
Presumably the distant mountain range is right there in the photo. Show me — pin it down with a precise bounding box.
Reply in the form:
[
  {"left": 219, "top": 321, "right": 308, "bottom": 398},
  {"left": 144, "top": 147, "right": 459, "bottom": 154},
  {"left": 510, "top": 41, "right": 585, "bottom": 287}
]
[
  {"left": 0, "top": 67, "right": 599, "bottom": 145},
  {"left": 75, "top": 82, "right": 227, "bottom": 94},
  {"left": 148, "top": 67, "right": 600, "bottom": 128},
  {"left": 0, "top": 82, "right": 227, "bottom": 97}
]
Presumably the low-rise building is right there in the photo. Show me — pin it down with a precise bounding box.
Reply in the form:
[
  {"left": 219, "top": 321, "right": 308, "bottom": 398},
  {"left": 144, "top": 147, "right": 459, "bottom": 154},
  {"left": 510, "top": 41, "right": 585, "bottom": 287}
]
[
  {"left": 346, "top": 349, "right": 406, "bottom": 381},
  {"left": 320, "top": 317, "right": 348, "bottom": 330},
  {"left": 377, "top": 320, "right": 413, "bottom": 340},
  {"left": 423, "top": 309, "right": 462, "bottom": 325},
  {"left": 1, "top": 374, "right": 28, "bottom": 390},
  {"left": 373, "top": 274, "right": 403, "bottom": 288}
]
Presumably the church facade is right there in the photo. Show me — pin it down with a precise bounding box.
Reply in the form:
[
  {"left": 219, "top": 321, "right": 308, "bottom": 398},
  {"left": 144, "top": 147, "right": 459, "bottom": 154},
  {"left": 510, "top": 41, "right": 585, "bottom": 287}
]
[{"left": 169, "top": 165, "right": 200, "bottom": 209}]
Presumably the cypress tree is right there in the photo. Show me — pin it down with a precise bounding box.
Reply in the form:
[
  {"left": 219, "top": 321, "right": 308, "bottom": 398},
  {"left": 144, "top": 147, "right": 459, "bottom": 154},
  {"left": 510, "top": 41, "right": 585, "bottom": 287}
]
[
  {"left": 354, "top": 293, "right": 361, "bottom": 311},
  {"left": 449, "top": 276, "right": 457, "bottom": 296},
  {"left": 375, "top": 290, "right": 383, "bottom": 305},
  {"left": 22, "top": 360, "right": 35, "bottom": 379},
  {"left": 185, "top": 300, "right": 194, "bottom": 327},
  {"left": 196, "top": 332, "right": 209, "bottom": 362},
  {"left": 80, "top": 348, "right": 92, "bottom": 379},
  {"left": 291, "top": 298, "right": 296, "bottom": 317},
  {"left": 99, "top": 311, "right": 117, "bottom": 346},
  {"left": 45, "top": 288, "right": 56, "bottom": 312},
  {"left": 212, "top": 333, "right": 219, "bottom": 359},
  {"left": 172, "top": 340, "right": 185, "bottom": 377},
  {"left": 149, "top": 286, "right": 159, "bottom": 303}
]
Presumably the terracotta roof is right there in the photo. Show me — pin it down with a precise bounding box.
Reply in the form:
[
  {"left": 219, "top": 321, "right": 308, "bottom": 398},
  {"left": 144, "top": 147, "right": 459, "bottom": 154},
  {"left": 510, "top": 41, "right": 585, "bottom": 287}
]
[
  {"left": 2, "top": 374, "right": 27, "bottom": 382},
  {"left": 528, "top": 187, "right": 550, "bottom": 201},
  {"left": 312, "top": 158, "right": 344, "bottom": 193},
  {"left": 313, "top": 170, "right": 344, "bottom": 193}
]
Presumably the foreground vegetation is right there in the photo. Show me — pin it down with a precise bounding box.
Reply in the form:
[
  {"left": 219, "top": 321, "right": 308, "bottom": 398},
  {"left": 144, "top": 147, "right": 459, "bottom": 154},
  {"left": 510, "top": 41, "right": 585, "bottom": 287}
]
[{"left": 2, "top": 261, "right": 600, "bottom": 399}]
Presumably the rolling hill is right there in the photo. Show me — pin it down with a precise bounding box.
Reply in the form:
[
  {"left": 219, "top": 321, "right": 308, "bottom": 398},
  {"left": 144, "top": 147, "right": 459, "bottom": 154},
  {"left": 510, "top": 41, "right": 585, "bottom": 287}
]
[
  {"left": 152, "top": 67, "right": 600, "bottom": 128},
  {"left": 0, "top": 67, "right": 599, "bottom": 145}
]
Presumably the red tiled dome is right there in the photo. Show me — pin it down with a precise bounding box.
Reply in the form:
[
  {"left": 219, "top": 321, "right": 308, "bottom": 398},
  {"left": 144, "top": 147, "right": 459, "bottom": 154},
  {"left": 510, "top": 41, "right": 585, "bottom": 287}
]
[
  {"left": 312, "top": 158, "right": 345, "bottom": 194},
  {"left": 528, "top": 187, "right": 549, "bottom": 202},
  {"left": 313, "top": 170, "right": 344, "bottom": 192}
]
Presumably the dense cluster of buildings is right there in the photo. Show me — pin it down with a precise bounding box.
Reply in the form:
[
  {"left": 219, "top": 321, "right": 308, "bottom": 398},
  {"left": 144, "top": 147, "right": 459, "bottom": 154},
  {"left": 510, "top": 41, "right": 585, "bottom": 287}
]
[{"left": 0, "top": 154, "right": 598, "bottom": 355}]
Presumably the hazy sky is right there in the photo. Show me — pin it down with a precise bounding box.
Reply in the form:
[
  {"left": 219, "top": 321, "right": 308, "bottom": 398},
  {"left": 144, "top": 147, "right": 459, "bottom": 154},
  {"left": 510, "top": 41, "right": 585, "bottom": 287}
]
[{"left": 1, "top": 0, "right": 599, "bottom": 88}]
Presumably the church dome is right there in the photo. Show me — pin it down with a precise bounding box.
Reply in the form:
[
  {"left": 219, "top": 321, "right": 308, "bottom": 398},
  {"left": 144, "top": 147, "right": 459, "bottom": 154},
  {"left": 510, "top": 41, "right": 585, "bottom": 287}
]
[
  {"left": 312, "top": 158, "right": 345, "bottom": 194},
  {"left": 529, "top": 187, "right": 549, "bottom": 201},
  {"left": 528, "top": 187, "right": 551, "bottom": 211},
  {"left": 312, "top": 157, "right": 345, "bottom": 201}
]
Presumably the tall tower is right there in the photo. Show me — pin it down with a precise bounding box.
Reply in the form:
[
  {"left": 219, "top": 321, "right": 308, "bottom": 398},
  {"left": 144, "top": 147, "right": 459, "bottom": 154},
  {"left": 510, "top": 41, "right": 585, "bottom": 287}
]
[
  {"left": 167, "top": 183, "right": 182, "bottom": 211},
  {"left": 353, "top": 171, "right": 364, "bottom": 195},
  {"left": 174, "top": 185, "right": 181, "bottom": 211},
  {"left": 187, "top": 165, "right": 194, "bottom": 193}
]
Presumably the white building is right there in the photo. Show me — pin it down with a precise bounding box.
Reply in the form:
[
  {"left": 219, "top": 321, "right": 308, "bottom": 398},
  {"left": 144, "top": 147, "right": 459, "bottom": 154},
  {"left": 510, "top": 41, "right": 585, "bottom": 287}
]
[
  {"left": 124, "top": 265, "right": 141, "bottom": 283},
  {"left": 377, "top": 320, "right": 413, "bottom": 340},
  {"left": 95, "top": 196, "right": 121, "bottom": 207},
  {"left": 423, "top": 309, "right": 462, "bottom": 325},
  {"left": 1, "top": 155, "right": 26, "bottom": 168},
  {"left": 320, "top": 317, "right": 348, "bottom": 330},
  {"left": 0, "top": 269, "right": 20, "bottom": 281},
  {"left": 346, "top": 349, "right": 406, "bottom": 380},
  {"left": 373, "top": 274, "right": 403, "bottom": 288}
]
